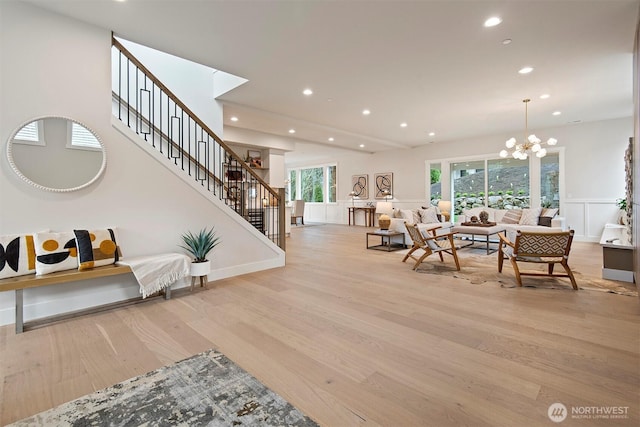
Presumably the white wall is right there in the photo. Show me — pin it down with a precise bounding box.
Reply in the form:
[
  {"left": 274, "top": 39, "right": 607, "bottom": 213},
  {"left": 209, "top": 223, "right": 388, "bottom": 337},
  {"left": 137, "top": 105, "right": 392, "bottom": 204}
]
[
  {"left": 0, "top": 1, "right": 283, "bottom": 326},
  {"left": 287, "top": 117, "right": 632, "bottom": 240},
  {"left": 116, "top": 37, "right": 225, "bottom": 138}
]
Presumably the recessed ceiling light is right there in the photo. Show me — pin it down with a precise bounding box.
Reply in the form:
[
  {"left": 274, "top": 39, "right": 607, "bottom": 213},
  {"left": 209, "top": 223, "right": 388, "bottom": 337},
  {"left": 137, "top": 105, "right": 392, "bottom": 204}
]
[
  {"left": 502, "top": 38, "right": 512, "bottom": 45},
  {"left": 540, "top": 94, "right": 550, "bottom": 99},
  {"left": 303, "top": 88, "right": 313, "bottom": 96},
  {"left": 484, "top": 16, "right": 502, "bottom": 27},
  {"left": 519, "top": 66, "right": 534, "bottom": 74},
  {"left": 230, "top": 116, "right": 238, "bottom": 122},
  {"left": 400, "top": 122, "right": 408, "bottom": 128},
  {"left": 288, "top": 129, "right": 296, "bottom": 134},
  {"left": 359, "top": 144, "right": 365, "bottom": 148},
  {"left": 428, "top": 132, "right": 435, "bottom": 136},
  {"left": 328, "top": 137, "right": 334, "bottom": 142},
  {"left": 552, "top": 111, "right": 562, "bottom": 116},
  {"left": 362, "top": 109, "right": 371, "bottom": 115}
]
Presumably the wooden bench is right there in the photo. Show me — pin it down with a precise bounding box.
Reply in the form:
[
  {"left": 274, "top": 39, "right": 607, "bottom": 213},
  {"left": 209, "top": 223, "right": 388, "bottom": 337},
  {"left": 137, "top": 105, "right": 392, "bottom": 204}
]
[{"left": 0, "top": 264, "right": 172, "bottom": 334}]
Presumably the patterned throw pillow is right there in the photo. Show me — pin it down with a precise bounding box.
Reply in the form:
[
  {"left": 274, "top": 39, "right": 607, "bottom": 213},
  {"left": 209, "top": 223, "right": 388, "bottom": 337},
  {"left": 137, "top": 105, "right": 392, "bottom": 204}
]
[
  {"left": 34, "top": 231, "right": 79, "bottom": 275},
  {"left": 0, "top": 234, "right": 37, "bottom": 279},
  {"left": 519, "top": 207, "right": 543, "bottom": 226},
  {"left": 74, "top": 228, "right": 121, "bottom": 271},
  {"left": 501, "top": 209, "right": 523, "bottom": 224},
  {"left": 418, "top": 207, "right": 440, "bottom": 224}
]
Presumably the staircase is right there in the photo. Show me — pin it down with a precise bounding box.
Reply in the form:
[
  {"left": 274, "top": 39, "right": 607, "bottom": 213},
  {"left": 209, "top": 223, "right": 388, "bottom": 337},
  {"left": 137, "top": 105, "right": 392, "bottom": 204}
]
[{"left": 111, "top": 37, "right": 285, "bottom": 250}]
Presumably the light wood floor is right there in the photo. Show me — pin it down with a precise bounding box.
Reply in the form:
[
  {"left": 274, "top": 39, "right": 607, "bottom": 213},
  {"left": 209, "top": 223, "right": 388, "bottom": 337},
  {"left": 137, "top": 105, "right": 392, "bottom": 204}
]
[{"left": 1, "top": 224, "right": 638, "bottom": 426}]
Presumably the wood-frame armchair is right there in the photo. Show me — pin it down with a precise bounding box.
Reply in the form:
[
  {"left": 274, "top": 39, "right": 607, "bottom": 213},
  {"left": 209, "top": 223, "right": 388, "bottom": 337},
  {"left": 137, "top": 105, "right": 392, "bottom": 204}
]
[
  {"left": 498, "top": 230, "right": 578, "bottom": 289},
  {"left": 402, "top": 222, "right": 461, "bottom": 271}
]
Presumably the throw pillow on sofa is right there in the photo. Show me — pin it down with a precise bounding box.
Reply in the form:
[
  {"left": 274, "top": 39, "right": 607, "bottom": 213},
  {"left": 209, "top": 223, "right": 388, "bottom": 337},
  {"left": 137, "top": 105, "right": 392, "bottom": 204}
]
[
  {"left": 418, "top": 207, "right": 440, "bottom": 224},
  {"left": 519, "top": 207, "right": 543, "bottom": 226},
  {"left": 538, "top": 208, "right": 559, "bottom": 226},
  {"left": 399, "top": 209, "right": 421, "bottom": 224},
  {"left": 501, "top": 209, "right": 523, "bottom": 224}
]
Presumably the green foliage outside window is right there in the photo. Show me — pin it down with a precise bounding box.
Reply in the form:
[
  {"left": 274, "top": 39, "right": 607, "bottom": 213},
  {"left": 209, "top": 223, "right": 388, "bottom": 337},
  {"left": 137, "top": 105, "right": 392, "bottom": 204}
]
[{"left": 301, "top": 167, "right": 324, "bottom": 202}]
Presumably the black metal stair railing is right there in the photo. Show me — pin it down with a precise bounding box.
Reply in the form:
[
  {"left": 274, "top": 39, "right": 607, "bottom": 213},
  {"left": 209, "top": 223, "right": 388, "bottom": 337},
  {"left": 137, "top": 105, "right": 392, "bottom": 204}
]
[{"left": 111, "top": 36, "right": 285, "bottom": 250}]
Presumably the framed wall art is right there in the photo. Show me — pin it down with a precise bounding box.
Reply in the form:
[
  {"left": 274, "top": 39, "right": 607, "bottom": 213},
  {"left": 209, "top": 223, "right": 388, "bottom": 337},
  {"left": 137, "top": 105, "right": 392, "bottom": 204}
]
[
  {"left": 374, "top": 172, "right": 393, "bottom": 199},
  {"left": 247, "top": 149, "right": 262, "bottom": 168},
  {"left": 351, "top": 174, "right": 368, "bottom": 199}
]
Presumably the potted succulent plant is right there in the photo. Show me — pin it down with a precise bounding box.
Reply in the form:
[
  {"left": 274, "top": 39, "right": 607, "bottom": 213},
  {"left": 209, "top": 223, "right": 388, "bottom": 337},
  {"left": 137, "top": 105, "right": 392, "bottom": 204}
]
[{"left": 179, "top": 227, "right": 221, "bottom": 277}]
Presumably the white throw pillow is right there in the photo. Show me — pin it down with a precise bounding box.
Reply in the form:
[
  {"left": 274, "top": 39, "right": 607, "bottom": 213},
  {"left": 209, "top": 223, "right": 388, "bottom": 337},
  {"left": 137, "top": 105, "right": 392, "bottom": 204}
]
[
  {"left": 399, "top": 209, "right": 416, "bottom": 224},
  {"left": 519, "top": 207, "right": 543, "bottom": 226},
  {"left": 418, "top": 207, "right": 440, "bottom": 224}
]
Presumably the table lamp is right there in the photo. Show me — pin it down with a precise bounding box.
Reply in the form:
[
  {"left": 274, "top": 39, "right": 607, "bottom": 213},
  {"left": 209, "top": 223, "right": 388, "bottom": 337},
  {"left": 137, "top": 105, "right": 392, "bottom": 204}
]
[
  {"left": 438, "top": 200, "right": 452, "bottom": 221},
  {"left": 348, "top": 191, "right": 357, "bottom": 206},
  {"left": 376, "top": 201, "right": 393, "bottom": 230}
]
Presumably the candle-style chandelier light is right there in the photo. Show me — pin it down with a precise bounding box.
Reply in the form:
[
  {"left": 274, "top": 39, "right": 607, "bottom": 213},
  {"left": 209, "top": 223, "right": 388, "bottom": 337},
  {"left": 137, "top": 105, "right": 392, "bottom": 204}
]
[{"left": 499, "top": 98, "right": 557, "bottom": 159}]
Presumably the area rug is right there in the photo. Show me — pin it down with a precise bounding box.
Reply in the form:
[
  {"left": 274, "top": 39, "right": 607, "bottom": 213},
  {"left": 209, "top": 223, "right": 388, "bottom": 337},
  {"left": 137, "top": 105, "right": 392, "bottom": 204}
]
[
  {"left": 401, "top": 249, "right": 637, "bottom": 296},
  {"left": 10, "top": 349, "right": 318, "bottom": 427}
]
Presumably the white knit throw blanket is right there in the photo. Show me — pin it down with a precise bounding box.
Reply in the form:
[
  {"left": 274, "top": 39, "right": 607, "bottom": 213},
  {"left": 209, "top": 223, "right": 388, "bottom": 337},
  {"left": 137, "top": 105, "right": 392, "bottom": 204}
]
[{"left": 117, "top": 253, "right": 191, "bottom": 298}]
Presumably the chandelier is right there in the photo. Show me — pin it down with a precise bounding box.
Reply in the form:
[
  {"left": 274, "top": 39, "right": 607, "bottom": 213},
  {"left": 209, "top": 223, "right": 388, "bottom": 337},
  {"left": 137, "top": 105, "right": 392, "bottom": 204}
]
[{"left": 499, "top": 98, "right": 557, "bottom": 159}]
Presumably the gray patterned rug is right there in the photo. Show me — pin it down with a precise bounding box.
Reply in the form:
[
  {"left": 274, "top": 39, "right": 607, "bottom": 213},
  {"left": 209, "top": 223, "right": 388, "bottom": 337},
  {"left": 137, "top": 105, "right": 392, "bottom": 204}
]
[{"left": 10, "top": 349, "right": 318, "bottom": 427}]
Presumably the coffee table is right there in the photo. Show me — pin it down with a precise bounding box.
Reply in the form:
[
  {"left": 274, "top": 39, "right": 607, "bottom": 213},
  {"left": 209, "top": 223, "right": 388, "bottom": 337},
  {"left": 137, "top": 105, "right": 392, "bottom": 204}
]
[
  {"left": 451, "top": 223, "right": 506, "bottom": 254},
  {"left": 366, "top": 230, "right": 405, "bottom": 252}
]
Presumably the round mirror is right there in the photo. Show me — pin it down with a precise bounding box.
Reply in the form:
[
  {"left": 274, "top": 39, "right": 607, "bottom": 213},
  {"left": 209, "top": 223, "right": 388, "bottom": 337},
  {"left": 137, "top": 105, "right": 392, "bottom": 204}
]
[{"left": 6, "top": 116, "right": 106, "bottom": 192}]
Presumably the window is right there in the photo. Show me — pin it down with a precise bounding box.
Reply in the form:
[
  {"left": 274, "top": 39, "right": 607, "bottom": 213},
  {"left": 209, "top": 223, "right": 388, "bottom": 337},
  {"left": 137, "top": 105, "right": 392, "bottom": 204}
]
[
  {"left": 541, "top": 152, "right": 560, "bottom": 208},
  {"left": 487, "top": 158, "right": 529, "bottom": 209},
  {"left": 288, "top": 164, "right": 337, "bottom": 204},
  {"left": 438, "top": 151, "right": 560, "bottom": 219},
  {"left": 301, "top": 167, "right": 324, "bottom": 202},
  {"left": 452, "top": 160, "right": 485, "bottom": 215},
  {"left": 327, "top": 165, "right": 337, "bottom": 203},
  {"left": 289, "top": 170, "right": 297, "bottom": 201},
  {"left": 429, "top": 163, "right": 442, "bottom": 207}
]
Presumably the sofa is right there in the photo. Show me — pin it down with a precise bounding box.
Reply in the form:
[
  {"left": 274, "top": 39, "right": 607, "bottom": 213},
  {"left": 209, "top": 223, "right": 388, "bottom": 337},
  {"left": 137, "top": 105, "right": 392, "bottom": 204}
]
[
  {"left": 388, "top": 207, "right": 452, "bottom": 247},
  {"left": 456, "top": 206, "right": 567, "bottom": 238}
]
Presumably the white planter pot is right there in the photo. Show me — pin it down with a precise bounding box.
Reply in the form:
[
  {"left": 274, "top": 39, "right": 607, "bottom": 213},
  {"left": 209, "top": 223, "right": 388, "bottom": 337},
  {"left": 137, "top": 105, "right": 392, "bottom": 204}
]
[{"left": 190, "top": 260, "right": 211, "bottom": 277}]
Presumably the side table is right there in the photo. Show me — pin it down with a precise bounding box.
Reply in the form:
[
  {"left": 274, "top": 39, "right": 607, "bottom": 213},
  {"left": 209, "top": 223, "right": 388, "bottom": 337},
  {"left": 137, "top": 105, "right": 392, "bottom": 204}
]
[{"left": 366, "top": 230, "right": 405, "bottom": 252}]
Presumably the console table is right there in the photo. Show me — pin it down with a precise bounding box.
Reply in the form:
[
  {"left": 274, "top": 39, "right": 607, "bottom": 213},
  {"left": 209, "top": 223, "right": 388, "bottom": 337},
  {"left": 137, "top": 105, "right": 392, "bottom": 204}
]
[
  {"left": 599, "top": 223, "right": 634, "bottom": 283},
  {"left": 348, "top": 206, "right": 376, "bottom": 226}
]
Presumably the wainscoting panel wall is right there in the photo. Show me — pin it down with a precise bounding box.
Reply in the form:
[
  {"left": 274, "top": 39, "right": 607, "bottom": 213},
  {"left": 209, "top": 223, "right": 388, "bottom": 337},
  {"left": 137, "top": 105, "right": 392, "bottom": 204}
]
[{"left": 562, "top": 199, "right": 620, "bottom": 242}]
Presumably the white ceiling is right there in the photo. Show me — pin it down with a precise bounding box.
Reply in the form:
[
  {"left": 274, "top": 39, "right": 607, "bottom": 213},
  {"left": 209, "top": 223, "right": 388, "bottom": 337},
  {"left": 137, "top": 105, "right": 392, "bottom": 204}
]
[{"left": 24, "top": 0, "right": 639, "bottom": 153}]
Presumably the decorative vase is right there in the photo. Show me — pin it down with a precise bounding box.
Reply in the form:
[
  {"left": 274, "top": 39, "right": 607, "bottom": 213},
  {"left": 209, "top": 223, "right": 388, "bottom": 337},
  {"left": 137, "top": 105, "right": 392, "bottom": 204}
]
[
  {"left": 379, "top": 214, "right": 391, "bottom": 230},
  {"left": 190, "top": 260, "right": 211, "bottom": 277},
  {"left": 618, "top": 210, "right": 628, "bottom": 226},
  {"left": 479, "top": 211, "right": 489, "bottom": 224}
]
